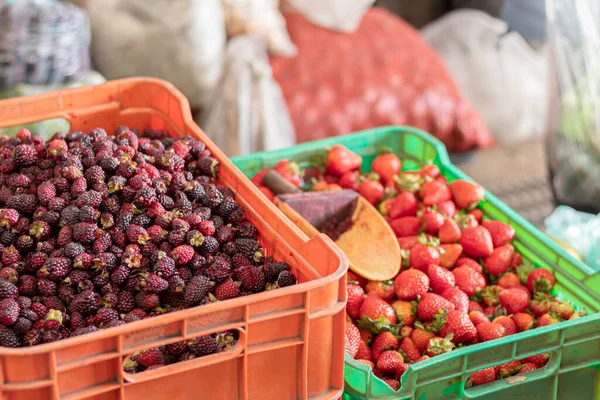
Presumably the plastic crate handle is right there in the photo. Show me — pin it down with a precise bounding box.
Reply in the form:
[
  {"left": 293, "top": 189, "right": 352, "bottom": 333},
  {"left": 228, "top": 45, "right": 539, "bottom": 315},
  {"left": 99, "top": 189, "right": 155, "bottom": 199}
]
[{"left": 122, "top": 327, "right": 247, "bottom": 384}]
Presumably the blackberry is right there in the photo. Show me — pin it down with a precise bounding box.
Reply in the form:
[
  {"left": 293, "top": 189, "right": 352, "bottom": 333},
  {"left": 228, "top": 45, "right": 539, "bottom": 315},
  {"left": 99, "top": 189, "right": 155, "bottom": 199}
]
[
  {"left": 7, "top": 194, "right": 37, "bottom": 214},
  {"left": 124, "top": 309, "right": 146, "bottom": 323},
  {"left": 73, "top": 222, "right": 101, "bottom": 244},
  {"left": 183, "top": 276, "right": 212, "bottom": 307},
  {"left": 60, "top": 205, "right": 80, "bottom": 226},
  {"left": 92, "top": 271, "right": 110, "bottom": 287},
  {"left": 44, "top": 296, "right": 66, "bottom": 313},
  {"left": 37, "top": 182, "right": 57, "bottom": 205},
  {"left": 215, "top": 197, "right": 237, "bottom": 218},
  {"left": 65, "top": 270, "right": 90, "bottom": 286},
  {"left": 15, "top": 235, "right": 34, "bottom": 252},
  {"left": 0, "top": 326, "right": 21, "bottom": 347},
  {"left": 85, "top": 165, "right": 105, "bottom": 184},
  {"left": 41, "top": 258, "right": 71, "bottom": 281},
  {"left": 173, "top": 191, "right": 192, "bottom": 211},
  {"left": 205, "top": 255, "right": 231, "bottom": 282},
  {"left": 154, "top": 256, "right": 176, "bottom": 278},
  {"left": 95, "top": 307, "right": 119, "bottom": 327},
  {"left": 131, "top": 213, "right": 152, "bottom": 228},
  {"left": 188, "top": 334, "right": 218, "bottom": 357},
  {"left": 167, "top": 275, "right": 186, "bottom": 294},
  {"left": 189, "top": 254, "right": 207, "bottom": 272},
  {"left": 64, "top": 242, "right": 85, "bottom": 258},
  {"left": 99, "top": 156, "right": 119, "bottom": 172},
  {"left": 166, "top": 341, "right": 187, "bottom": 357},
  {"left": 16, "top": 295, "right": 32, "bottom": 310},
  {"left": 184, "top": 182, "right": 205, "bottom": 202},
  {"left": 167, "top": 230, "right": 186, "bottom": 247},
  {"left": 197, "top": 157, "right": 219, "bottom": 179},
  {"left": 68, "top": 290, "right": 100, "bottom": 315},
  {"left": 276, "top": 271, "right": 297, "bottom": 288},
  {"left": 135, "top": 186, "right": 157, "bottom": 208},
  {"left": 141, "top": 273, "right": 168, "bottom": 293},
  {"left": 93, "top": 233, "right": 112, "bottom": 253},
  {"left": 231, "top": 253, "right": 252, "bottom": 268},
  {"left": 0, "top": 230, "right": 17, "bottom": 247},
  {"left": 93, "top": 253, "right": 118, "bottom": 271},
  {"left": 0, "top": 298, "right": 20, "bottom": 325},
  {"left": 235, "top": 220, "right": 257, "bottom": 239},
  {"left": 23, "top": 328, "right": 42, "bottom": 346},
  {"left": 78, "top": 205, "right": 98, "bottom": 223},
  {"left": 0, "top": 277, "right": 18, "bottom": 299},
  {"left": 1, "top": 245, "right": 21, "bottom": 265},
  {"left": 263, "top": 260, "right": 290, "bottom": 283},
  {"left": 116, "top": 291, "right": 136, "bottom": 314},
  {"left": 135, "top": 292, "right": 160, "bottom": 310},
  {"left": 234, "top": 266, "right": 265, "bottom": 293},
  {"left": 14, "top": 144, "right": 37, "bottom": 167},
  {"left": 211, "top": 215, "right": 224, "bottom": 230},
  {"left": 71, "top": 326, "right": 99, "bottom": 337},
  {"left": 217, "top": 185, "right": 235, "bottom": 199},
  {"left": 57, "top": 284, "right": 75, "bottom": 303},
  {"left": 73, "top": 253, "right": 93, "bottom": 270},
  {"left": 13, "top": 317, "right": 33, "bottom": 334},
  {"left": 76, "top": 190, "right": 102, "bottom": 208},
  {"left": 71, "top": 177, "right": 88, "bottom": 197},
  {"left": 203, "top": 186, "right": 223, "bottom": 209},
  {"left": 110, "top": 265, "right": 130, "bottom": 284},
  {"left": 105, "top": 319, "right": 125, "bottom": 328},
  {"left": 39, "top": 210, "right": 60, "bottom": 226},
  {"left": 221, "top": 241, "right": 237, "bottom": 255},
  {"left": 227, "top": 208, "right": 246, "bottom": 224},
  {"left": 234, "top": 238, "right": 260, "bottom": 259},
  {"left": 177, "top": 267, "right": 193, "bottom": 283},
  {"left": 158, "top": 194, "right": 175, "bottom": 210},
  {"left": 69, "top": 312, "right": 86, "bottom": 331}
]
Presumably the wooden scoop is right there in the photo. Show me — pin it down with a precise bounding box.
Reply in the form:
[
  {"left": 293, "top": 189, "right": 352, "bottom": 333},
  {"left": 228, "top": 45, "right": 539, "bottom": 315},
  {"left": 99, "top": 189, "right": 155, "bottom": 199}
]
[{"left": 263, "top": 170, "right": 401, "bottom": 281}]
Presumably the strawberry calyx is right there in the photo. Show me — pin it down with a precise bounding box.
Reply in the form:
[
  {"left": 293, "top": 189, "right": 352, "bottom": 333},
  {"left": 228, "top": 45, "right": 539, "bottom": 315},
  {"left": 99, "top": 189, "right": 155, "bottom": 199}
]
[
  {"left": 454, "top": 212, "right": 476, "bottom": 230},
  {"left": 516, "top": 261, "right": 535, "bottom": 285},
  {"left": 489, "top": 305, "right": 508, "bottom": 320},
  {"left": 400, "top": 249, "right": 411, "bottom": 267},
  {"left": 427, "top": 334, "right": 455, "bottom": 356},
  {"left": 418, "top": 233, "right": 440, "bottom": 249},
  {"left": 394, "top": 173, "right": 423, "bottom": 193},
  {"left": 356, "top": 316, "right": 402, "bottom": 336}
]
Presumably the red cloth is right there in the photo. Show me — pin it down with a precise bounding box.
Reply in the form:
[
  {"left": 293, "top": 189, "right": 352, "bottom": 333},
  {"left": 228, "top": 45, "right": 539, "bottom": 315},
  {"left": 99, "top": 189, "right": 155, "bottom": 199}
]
[{"left": 270, "top": 9, "right": 494, "bottom": 152}]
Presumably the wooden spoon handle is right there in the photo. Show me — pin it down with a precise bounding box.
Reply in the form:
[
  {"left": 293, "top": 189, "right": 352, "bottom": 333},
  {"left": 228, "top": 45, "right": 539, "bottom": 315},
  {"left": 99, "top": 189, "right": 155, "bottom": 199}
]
[{"left": 262, "top": 170, "right": 302, "bottom": 195}]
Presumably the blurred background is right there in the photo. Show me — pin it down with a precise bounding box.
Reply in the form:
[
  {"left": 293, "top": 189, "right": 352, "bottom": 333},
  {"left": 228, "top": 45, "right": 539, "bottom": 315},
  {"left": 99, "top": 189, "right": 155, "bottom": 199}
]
[{"left": 0, "top": 0, "right": 599, "bottom": 263}]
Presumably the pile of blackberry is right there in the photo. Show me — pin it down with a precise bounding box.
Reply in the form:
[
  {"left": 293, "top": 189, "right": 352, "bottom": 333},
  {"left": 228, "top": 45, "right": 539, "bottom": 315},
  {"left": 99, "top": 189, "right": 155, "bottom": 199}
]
[{"left": 0, "top": 127, "right": 296, "bottom": 348}]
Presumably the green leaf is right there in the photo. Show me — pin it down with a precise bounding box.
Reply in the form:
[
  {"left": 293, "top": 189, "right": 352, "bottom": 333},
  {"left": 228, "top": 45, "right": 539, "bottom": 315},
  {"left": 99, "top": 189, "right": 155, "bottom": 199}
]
[{"left": 356, "top": 316, "right": 402, "bottom": 336}]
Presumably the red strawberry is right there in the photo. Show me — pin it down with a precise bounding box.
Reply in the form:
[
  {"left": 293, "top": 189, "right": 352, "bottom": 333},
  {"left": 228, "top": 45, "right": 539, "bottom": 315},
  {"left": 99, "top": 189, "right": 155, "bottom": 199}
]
[
  {"left": 439, "top": 244, "right": 463, "bottom": 269},
  {"left": 537, "top": 313, "right": 561, "bottom": 327},
  {"left": 497, "top": 272, "right": 521, "bottom": 288},
  {"left": 517, "top": 363, "right": 539, "bottom": 374},
  {"left": 389, "top": 192, "right": 418, "bottom": 218},
  {"left": 372, "top": 153, "right": 401, "bottom": 184},
  {"left": 400, "top": 326, "right": 413, "bottom": 338},
  {"left": 466, "top": 366, "right": 498, "bottom": 387},
  {"left": 460, "top": 226, "right": 493, "bottom": 258},
  {"left": 347, "top": 271, "right": 368, "bottom": 288},
  {"left": 497, "top": 360, "right": 523, "bottom": 378},
  {"left": 448, "top": 180, "right": 485, "bottom": 210},
  {"left": 512, "top": 253, "right": 523, "bottom": 267},
  {"left": 421, "top": 209, "right": 444, "bottom": 234},
  {"left": 499, "top": 288, "right": 529, "bottom": 314},
  {"left": 526, "top": 268, "right": 555, "bottom": 294},
  {"left": 394, "top": 269, "right": 429, "bottom": 301},
  {"left": 391, "top": 300, "right": 416, "bottom": 327},
  {"left": 411, "top": 328, "right": 435, "bottom": 353},
  {"left": 481, "top": 220, "right": 515, "bottom": 248},
  {"left": 427, "top": 264, "right": 455, "bottom": 294},
  {"left": 436, "top": 200, "right": 456, "bottom": 218},
  {"left": 400, "top": 337, "right": 422, "bottom": 362},
  {"left": 338, "top": 171, "right": 360, "bottom": 191},
  {"left": 426, "top": 335, "right": 455, "bottom": 357},
  {"left": 468, "top": 209, "right": 483, "bottom": 223},
  {"left": 469, "top": 310, "right": 491, "bottom": 326},
  {"left": 456, "top": 257, "right": 483, "bottom": 273},
  {"left": 529, "top": 295, "right": 553, "bottom": 317},
  {"left": 365, "top": 280, "right": 395, "bottom": 302},
  {"left": 359, "top": 292, "right": 397, "bottom": 324},
  {"left": 480, "top": 285, "right": 503, "bottom": 307},
  {"left": 376, "top": 350, "right": 404, "bottom": 376},
  {"left": 441, "top": 287, "right": 469, "bottom": 314},
  {"left": 274, "top": 160, "right": 301, "bottom": 187},
  {"left": 493, "top": 316, "right": 517, "bottom": 336},
  {"left": 525, "top": 353, "right": 549, "bottom": 366},
  {"left": 355, "top": 339, "right": 372, "bottom": 360},
  {"left": 440, "top": 310, "right": 477, "bottom": 343},
  {"left": 484, "top": 244, "right": 514, "bottom": 276},
  {"left": 383, "top": 379, "right": 400, "bottom": 391},
  {"left": 469, "top": 301, "right": 483, "bottom": 312},
  {"left": 550, "top": 301, "right": 575, "bottom": 320},
  {"left": 356, "top": 359, "right": 375, "bottom": 369},
  {"left": 346, "top": 283, "right": 365, "bottom": 319},
  {"left": 345, "top": 322, "right": 361, "bottom": 358},
  {"left": 390, "top": 216, "right": 421, "bottom": 237},
  {"left": 419, "top": 180, "right": 451, "bottom": 206},
  {"left": 452, "top": 266, "right": 486, "bottom": 296},
  {"left": 477, "top": 322, "right": 506, "bottom": 342},
  {"left": 396, "top": 363, "right": 410, "bottom": 379},
  {"left": 359, "top": 179, "right": 385, "bottom": 205},
  {"left": 438, "top": 219, "right": 461, "bottom": 243},
  {"left": 326, "top": 145, "right": 362, "bottom": 176},
  {"left": 420, "top": 164, "right": 440, "bottom": 178},
  {"left": 409, "top": 244, "right": 440, "bottom": 271},
  {"left": 371, "top": 332, "right": 399, "bottom": 362},
  {"left": 397, "top": 235, "right": 420, "bottom": 250},
  {"left": 417, "top": 293, "right": 455, "bottom": 321}
]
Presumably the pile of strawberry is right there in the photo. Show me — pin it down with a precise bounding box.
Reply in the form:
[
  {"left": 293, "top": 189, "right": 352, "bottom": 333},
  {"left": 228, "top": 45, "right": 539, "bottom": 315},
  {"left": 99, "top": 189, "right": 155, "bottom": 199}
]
[{"left": 251, "top": 145, "right": 587, "bottom": 391}]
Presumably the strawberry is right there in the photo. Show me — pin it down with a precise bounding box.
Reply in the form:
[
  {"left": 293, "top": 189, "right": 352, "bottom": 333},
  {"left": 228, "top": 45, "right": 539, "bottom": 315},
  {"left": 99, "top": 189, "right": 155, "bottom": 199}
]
[
  {"left": 411, "top": 328, "right": 435, "bottom": 353},
  {"left": 480, "top": 285, "right": 503, "bottom": 307},
  {"left": 419, "top": 180, "right": 451, "bottom": 206},
  {"left": 426, "top": 335, "right": 455, "bottom": 357},
  {"left": 460, "top": 226, "right": 493, "bottom": 258},
  {"left": 421, "top": 209, "right": 444, "bottom": 234},
  {"left": 455, "top": 212, "right": 478, "bottom": 230},
  {"left": 481, "top": 220, "right": 515, "bottom": 248},
  {"left": 427, "top": 264, "right": 455, "bottom": 294},
  {"left": 537, "top": 312, "right": 561, "bottom": 327},
  {"left": 347, "top": 271, "right": 367, "bottom": 288},
  {"left": 396, "top": 363, "right": 410, "bottom": 379},
  {"left": 360, "top": 329, "right": 373, "bottom": 345},
  {"left": 365, "top": 280, "right": 395, "bottom": 302},
  {"left": 274, "top": 160, "right": 301, "bottom": 187},
  {"left": 415, "top": 355, "right": 430, "bottom": 363},
  {"left": 376, "top": 350, "right": 404, "bottom": 376},
  {"left": 484, "top": 244, "right": 514, "bottom": 276},
  {"left": 499, "top": 288, "right": 529, "bottom": 314},
  {"left": 468, "top": 209, "right": 483, "bottom": 223},
  {"left": 438, "top": 219, "right": 461, "bottom": 243},
  {"left": 466, "top": 366, "right": 498, "bottom": 387},
  {"left": 359, "top": 292, "right": 397, "bottom": 324},
  {"left": 391, "top": 300, "right": 416, "bottom": 327},
  {"left": 394, "top": 269, "right": 429, "bottom": 301},
  {"left": 436, "top": 200, "right": 456, "bottom": 218},
  {"left": 390, "top": 217, "right": 421, "bottom": 237},
  {"left": 493, "top": 315, "right": 517, "bottom": 335},
  {"left": 355, "top": 339, "right": 372, "bottom": 360},
  {"left": 371, "top": 332, "right": 399, "bottom": 362},
  {"left": 469, "top": 310, "right": 490, "bottom": 326},
  {"left": 359, "top": 179, "right": 384, "bottom": 205},
  {"left": 439, "top": 244, "right": 463, "bottom": 269},
  {"left": 346, "top": 283, "right": 365, "bottom": 319},
  {"left": 441, "top": 287, "right": 469, "bottom": 314},
  {"left": 372, "top": 153, "right": 401, "bottom": 184},
  {"left": 440, "top": 310, "right": 478, "bottom": 343},
  {"left": 452, "top": 266, "right": 486, "bottom": 296},
  {"left": 525, "top": 353, "right": 549, "bottom": 366},
  {"left": 397, "top": 235, "right": 420, "bottom": 250},
  {"left": 338, "top": 171, "right": 360, "bottom": 191},
  {"left": 477, "top": 322, "right": 506, "bottom": 342},
  {"left": 517, "top": 363, "right": 539, "bottom": 374},
  {"left": 345, "top": 321, "right": 361, "bottom": 358},
  {"left": 400, "top": 326, "right": 413, "bottom": 338},
  {"left": 389, "top": 192, "right": 418, "bottom": 218},
  {"left": 468, "top": 301, "right": 483, "bottom": 312},
  {"left": 497, "top": 360, "right": 523, "bottom": 378},
  {"left": 448, "top": 180, "right": 485, "bottom": 210},
  {"left": 497, "top": 272, "right": 521, "bottom": 288},
  {"left": 400, "top": 337, "right": 422, "bottom": 361},
  {"left": 550, "top": 301, "right": 574, "bottom": 320},
  {"left": 526, "top": 268, "right": 555, "bottom": 294},
  {"left": 383, "top": 379, "right": 400, "bottom": 391},
  {"left": 417, "top": 293, "right": 455, "bottom": 321},
  {"left": 409, "top": 244, "right": 440, "bottom": 271},
  {"left": 456, "top": 257, "right": 483, "bottom": 273},
  {"left": 512, "top": 253, "right": 523, "bottom": 267},
  {"left": 251, "top": 168, "right": 270, "bottom": 186},
  {"left": 326, "top": 145, "right": 362, "bottom": 176},
  {"left": 356, "top": 359, "right": 375, "bottom": 369},
  {"left": 420, "top": 164, "right": 440, "bottom": 178}
]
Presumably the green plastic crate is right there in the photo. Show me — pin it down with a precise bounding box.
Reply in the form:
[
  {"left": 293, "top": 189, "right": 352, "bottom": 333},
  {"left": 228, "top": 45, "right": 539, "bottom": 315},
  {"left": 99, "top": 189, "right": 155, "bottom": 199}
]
[{"left": 231, "top": 126, "right": 600, "bottom": 400}]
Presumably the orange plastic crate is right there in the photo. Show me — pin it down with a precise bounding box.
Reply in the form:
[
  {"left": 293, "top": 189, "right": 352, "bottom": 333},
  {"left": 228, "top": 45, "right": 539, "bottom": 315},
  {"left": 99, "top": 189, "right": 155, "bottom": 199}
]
[{"left": 0, "top": 78, "right": 348, "bottom": 400}]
